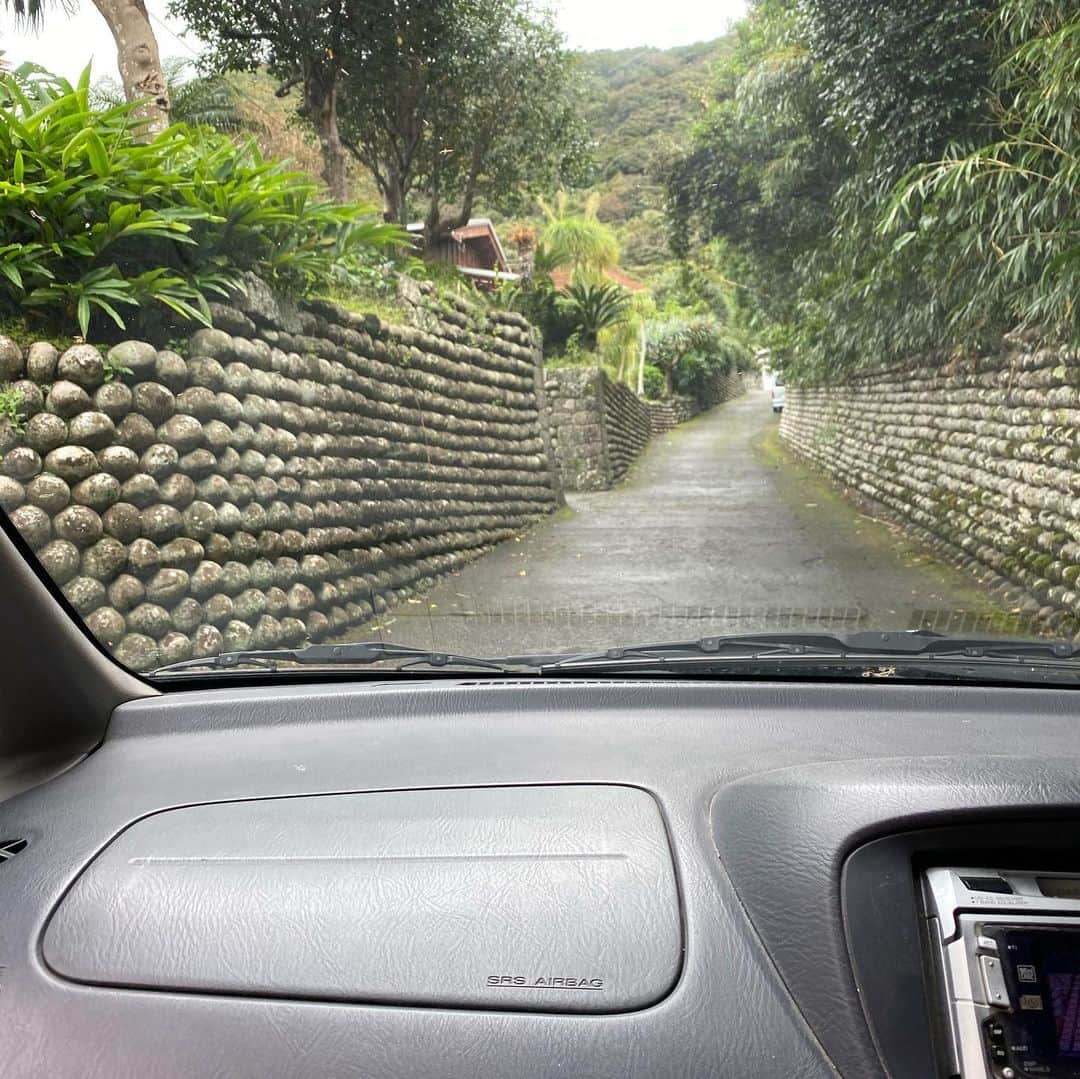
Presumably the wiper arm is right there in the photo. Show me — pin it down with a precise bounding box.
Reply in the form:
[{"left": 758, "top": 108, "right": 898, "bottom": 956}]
[
  {"left": 150, "top": 630, "right": 1080, "bottom": 679},
  {"left": 151, "top": 640, "right": 563, "bottom": 676},
  {"left": 539, "top": 629, "right": 1080, "bottom": 672}
]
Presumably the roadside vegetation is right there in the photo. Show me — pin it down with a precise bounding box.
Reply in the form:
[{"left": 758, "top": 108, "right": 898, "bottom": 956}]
[{"left": 665, "top": 0, "right": 1080, "bottom": 381}]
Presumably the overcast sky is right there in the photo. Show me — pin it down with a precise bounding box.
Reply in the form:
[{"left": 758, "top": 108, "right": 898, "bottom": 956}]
[{"left": 1, "top": 1, "right": 748, "bottom": 84}]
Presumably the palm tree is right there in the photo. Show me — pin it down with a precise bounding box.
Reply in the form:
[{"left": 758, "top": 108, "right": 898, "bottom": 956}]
[
  {"left": 539, "top": 192, "right": 620, "bottom": 280},
  {"left": 558, "top": 281, "right": 631, "bottom": 350},
  {"left": 3, "top": 0, "right": 169, "bottom": 135}
]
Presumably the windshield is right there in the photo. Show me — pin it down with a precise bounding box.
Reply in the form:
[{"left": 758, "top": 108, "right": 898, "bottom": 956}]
[{"left": 0, "top": 0, "right": 1075, "bottom": 679}]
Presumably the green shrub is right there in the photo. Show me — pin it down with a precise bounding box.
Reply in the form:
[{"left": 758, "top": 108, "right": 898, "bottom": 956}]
[
  {"left": 642, "top": 363, "right": 665, "bottom": 399},
  {"left": 0, "top": 65, "right": 405, "bottom": 337}
]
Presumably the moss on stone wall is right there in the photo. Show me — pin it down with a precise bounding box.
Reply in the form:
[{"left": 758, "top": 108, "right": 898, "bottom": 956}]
[
  {"left": 779, "top": 338, "right": 1080, "bottom": 631},
  {"left": 0, "top": 280, "right": 559, "bottom": 670}
]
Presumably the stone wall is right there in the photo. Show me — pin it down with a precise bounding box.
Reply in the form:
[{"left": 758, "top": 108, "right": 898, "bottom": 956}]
[
  {"left": 544, "top": 366, "right": 652, "bottom": 491},
  {"left": 646, "top": 395, "right": 700, "bottom": 435},
  {"left": 543, "top": 366, "right": 610, "bottom": 491},
  {"left": 780, "top": 337, "right": 1080, "bottom": 629},
  {"left": 545, "top": 365, "right": 749, "bottom": 491},
  {"left": 604, "top": 377, "right": 654, "bottom": 483},
  {"left": 0, "top": 280, "right": 559, "bottom": 670},
  {"left": 700, "top": 369, "right": 748, "bottom": 409}
]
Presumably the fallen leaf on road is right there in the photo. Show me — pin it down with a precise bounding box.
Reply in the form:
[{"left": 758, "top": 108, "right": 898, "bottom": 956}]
[{"left": 518, "top": 570, "right": 527, "bottom": 576}]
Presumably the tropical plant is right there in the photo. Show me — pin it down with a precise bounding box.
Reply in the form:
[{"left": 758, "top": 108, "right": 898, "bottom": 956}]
[
  {"left": 645, "top": 314, "right": 751, "bottom": 397},
  {"left": 557, "top": 280, "right": 631, "bottom": 350},
  {"left": 641, "top": 363, "right": 666, "bottom": 400},
  {"left": 4, "top": 0, "right": 170, "bottom": 133},
  {"left": 0, "top": 66, "right": 405, "bottom": 337},
  {"left": 93, "top": 58, "right": 246, "bottom": 133},
  {"left": 665, "top": 0, "right": 1000, "bottom": 378},
  {"left": 539, "top": 192, "right": 620, "bottom": 278},
  {"left": 877, "top": 0, "right": 1080, "bottom": 349},
  {"left": 598, "top": 289, "right": 655, "bottom": 388}
]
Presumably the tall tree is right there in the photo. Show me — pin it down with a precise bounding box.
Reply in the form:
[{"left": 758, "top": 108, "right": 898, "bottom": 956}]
[
  {"left": 338, "top": 0, "right": 589, "bottom": 232},
  {"left": 171, "top": 0, "right": 353, "bottom": 198},
  {"left": 666, "top": 0, "right": 995, "bottom": 376},
  {"left": 4, "top": 0, "right": 169, "bottom": 134},
  {"left": 175, "top": 0, "right": 588, "bottom": 218}
]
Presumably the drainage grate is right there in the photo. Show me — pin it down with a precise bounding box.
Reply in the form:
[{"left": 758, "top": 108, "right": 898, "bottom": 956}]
[{"left": 0, "top": 839, "right": 27, "bottom": 862}]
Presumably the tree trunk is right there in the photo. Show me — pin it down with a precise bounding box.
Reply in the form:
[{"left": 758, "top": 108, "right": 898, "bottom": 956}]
[
  {"left": 637, "top": 323, "right": 647, "bottom": 396},
  {"left": 91, "top": 0, "right": 169, "bottom": 138},
  {"left": 381, "top": 172, "right": 410, "bottom": 227},
  {"left": 315, "top": 78, "right": 349, "bottom": 202}
]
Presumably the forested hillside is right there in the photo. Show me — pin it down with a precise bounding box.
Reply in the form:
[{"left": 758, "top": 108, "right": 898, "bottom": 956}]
[{"left": 573, "top": 37, "right": 733, "bottom": 273}]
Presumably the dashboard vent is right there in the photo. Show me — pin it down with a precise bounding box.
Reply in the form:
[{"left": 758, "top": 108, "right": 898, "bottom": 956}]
[{"left": 0, "top": 838, "right": 27, "bottom": 863}]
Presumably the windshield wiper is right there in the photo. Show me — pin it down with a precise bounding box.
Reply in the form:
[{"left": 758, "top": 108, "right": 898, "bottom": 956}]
[
  {"left": 151, "top": 640, "right": 564, "bottom": 677},
  {"left": 150, "top": 629, "right": 1080, "bottom": 681},
  {"left": 536, "top": 629, "right": 1080, "bottom": 673}
]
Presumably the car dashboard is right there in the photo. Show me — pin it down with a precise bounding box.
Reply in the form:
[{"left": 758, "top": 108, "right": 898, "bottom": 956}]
[{"left": 3, "top": 675, "right": 1080, "bottom": 1079}]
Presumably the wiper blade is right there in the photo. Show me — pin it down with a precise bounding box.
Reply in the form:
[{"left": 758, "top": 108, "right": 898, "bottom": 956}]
[
  {"left": 151, "top": 640, "right": 562, "bottom": 676},
  {"left": 539, "top": 629, "right": 1080, "bottom": 672}
]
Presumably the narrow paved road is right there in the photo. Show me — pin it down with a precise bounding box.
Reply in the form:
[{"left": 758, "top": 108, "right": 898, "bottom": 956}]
[{"left": 373, "top": 389, "right": 998, "bottom": 654}]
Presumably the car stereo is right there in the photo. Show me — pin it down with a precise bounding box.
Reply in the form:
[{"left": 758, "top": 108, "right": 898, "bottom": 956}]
[{"left": 924, "top": 868, "right": 1080, "bottom": 1078}]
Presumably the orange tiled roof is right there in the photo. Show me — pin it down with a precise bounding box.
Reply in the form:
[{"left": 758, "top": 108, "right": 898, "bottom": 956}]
[{"left": 549, "top": 267, "right": 647, "bottom": 292}]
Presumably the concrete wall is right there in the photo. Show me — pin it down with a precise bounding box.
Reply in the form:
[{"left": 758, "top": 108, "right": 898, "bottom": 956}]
[
  {"left": 780, "top": 336, "right": 1080, "bottom": 630},
  {"left": 0, "top": 279, "right": 559, "bottom": 670}
]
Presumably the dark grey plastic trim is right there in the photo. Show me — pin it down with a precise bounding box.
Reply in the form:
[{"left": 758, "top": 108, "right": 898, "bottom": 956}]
[{"left": 43, "top": 784, "right": 682, "bottom": 1013}]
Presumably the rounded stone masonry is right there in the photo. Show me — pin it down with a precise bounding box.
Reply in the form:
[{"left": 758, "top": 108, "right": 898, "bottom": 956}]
[
  {"left": 26, "top": 473, "right": 70, "bottom": 515},
  {"left": 146, "top": 568, "right": 189, "bottom": 607},
  {"left": 192, "top": 624, "right": 224, "bottom": 658},
  {"left": 68, "top": 411, "right": 117, "bottom": 450},
  {"left": 93, "top": 382, "right": 133, "bottom": 421},
  {"left": 26, "top": 342, "right": 59, "bottom": 384},
  {"left": 45, "top": 445, "right": 97, "bottom": 485},
  {"left": 116, "top": 414, "right": 156, "bottom": 453},
  {"left": 113, "top": 632, "right": 161, "bottom": 672},
  {"left": 126, "top": 537, "right": 161, "bottom": 579},
  {"left": 10, "top": 504, "right": 50, "bottom": 549},
  {"left": 46, "top": 381, "right": 92, "bottom": 419},
  {"left": 56, "top": 345, "right": 105, "bottom": 390},
  {"left": 98, "top": 445, "right": 140, "bottom": 480},
  {"left": 155, "top": 351, "right": 188, "bottom": 393},
  {"left": 2, "top": 447, "right": 42, "bottom": 482},
  {"left": 72, "top": 473, "right": 121, "bottom": 512},
  {"left": 86, "top": 607, "right": 126, "bottom": 649},
  {"left": 131, "top": 383, "right": 175, "bottom": 425},
  {"left": 81, "top": 537, "right": 128, "bottom": 582},
  {"left": 127, "top": 602, "right": 172, "bottom": 639},
  {"left": 63, "top": 575, "right": 108, "bottom": 616},
  {"left": 0, "top": 337, "right": 24, "bottom": 381},
  {"left": 0, "top": 287, "right": 559, "bottom": 669},
  {"left": 24, "top": 413, "right": 67, "bottom": 455},
  {"left": 38, "top": 539, "right": 81, "bottom": 584},
  {"left": 108, "top": 341, "right": 157, "bottom": 381},
  {"left": 54, "top": 505, "right": 104, "bottom": 547},
  {"left": 108, "top": 574, "right": 145, "bottom": 613},
  {"left": 10, "top": 381, "right": 44, "bottom": 419},
  {"left": 0, "top": 475, "right": 24, "bottom": 513}
]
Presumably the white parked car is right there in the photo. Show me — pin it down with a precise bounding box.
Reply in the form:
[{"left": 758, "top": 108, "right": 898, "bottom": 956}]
[{"left": 771, "top": 375, "right": 785, "bottom": 413}]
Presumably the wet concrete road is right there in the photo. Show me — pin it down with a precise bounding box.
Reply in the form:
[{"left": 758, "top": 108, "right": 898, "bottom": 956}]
[{"left": 370, "top": 389, "right": 997, "bottom": 655}]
